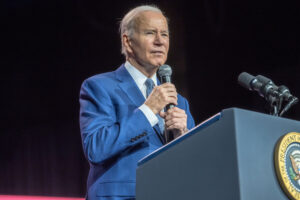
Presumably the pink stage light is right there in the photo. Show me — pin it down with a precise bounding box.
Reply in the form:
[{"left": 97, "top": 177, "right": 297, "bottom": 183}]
[{"left": 0, "top": 195, "right": 85, "bottom": 200}]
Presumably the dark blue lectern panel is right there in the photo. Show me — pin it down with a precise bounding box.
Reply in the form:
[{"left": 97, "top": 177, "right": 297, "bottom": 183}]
[
  {"left": 136, "top": 108, "right": 300, "bottom": 200},
  {"left": 138, "top": 112, "right": 221, "bottom": 166}
]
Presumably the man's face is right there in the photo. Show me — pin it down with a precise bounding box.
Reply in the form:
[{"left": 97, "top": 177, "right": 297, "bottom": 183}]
[{"left": 127, "top": 11, "right": 169, "bottom": 69}]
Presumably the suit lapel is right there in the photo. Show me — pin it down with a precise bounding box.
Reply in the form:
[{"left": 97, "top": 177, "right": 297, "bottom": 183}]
[
  {"left": 153, "top": 125, "right": 165, "bottom": 144},
  {"left": 115, "top": 64, "right": 165, "bottom": 144},
  {"left": 115, "top": 64, "right": 145, "bottom": 108}
]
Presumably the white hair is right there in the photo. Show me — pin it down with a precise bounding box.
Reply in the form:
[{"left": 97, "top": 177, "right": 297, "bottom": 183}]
[{"left": 119, "top": 5, "right": 165, "bottom": 57}]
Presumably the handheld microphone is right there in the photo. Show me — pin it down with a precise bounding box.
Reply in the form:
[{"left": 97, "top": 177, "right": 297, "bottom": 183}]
[{"left": 158, "top": 65, "right": 175, "bottom": 111}]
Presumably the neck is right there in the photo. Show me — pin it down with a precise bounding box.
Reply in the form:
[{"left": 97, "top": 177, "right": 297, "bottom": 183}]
[{"left": 127, "top": 58, "right": 158, "bottom": 78}]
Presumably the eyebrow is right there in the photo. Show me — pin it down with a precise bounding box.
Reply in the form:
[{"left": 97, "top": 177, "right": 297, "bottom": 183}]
[{"left": 143, "top": 29, "right": 169, "bottom": 34}]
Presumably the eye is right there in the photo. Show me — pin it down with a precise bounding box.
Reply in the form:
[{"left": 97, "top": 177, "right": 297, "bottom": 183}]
[{"left": 145, "top": 31, "right": 154, "bottom": 35}]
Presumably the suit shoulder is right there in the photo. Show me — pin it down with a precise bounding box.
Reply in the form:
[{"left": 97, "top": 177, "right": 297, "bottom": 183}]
[
  {"left": 177, "top": 93, "right": 191, "bottom": 109},
  {"left": 81, "top": 70, "right": 118, "bottom": 89},
  {"left": 177, "top": 93, "right": 188, "bottom": 102},
  {"left": 86, "top": 70, "right": 116, "bottom": 82}
]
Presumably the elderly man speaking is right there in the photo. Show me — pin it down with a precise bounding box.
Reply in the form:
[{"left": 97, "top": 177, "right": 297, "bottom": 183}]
[{"left": 79, "top": 5, "right": 195, "bottom": 200}]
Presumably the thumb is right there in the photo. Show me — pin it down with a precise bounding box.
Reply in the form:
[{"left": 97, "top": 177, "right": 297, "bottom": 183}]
[{"left": 159, "top": 111, "right": 166, "bottom": 118}]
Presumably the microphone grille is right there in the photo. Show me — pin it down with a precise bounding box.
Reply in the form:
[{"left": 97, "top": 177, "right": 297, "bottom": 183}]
[
  {"left": 256, "top": 75, "right": 272, "bottom": 84},
  {"left": 158, "top": 65, "right": 172, "bottom": 77},
  {"left": 238, "top": 72, "right": 255, "bottom": 89}
]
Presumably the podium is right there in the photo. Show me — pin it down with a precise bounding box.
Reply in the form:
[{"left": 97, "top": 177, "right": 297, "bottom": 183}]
[{"left": 136, "top": 108, "right": 300, "bottom": 200}]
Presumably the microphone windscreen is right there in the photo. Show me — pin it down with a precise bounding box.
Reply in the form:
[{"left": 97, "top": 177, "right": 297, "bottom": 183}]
[
  {"left": 238, "top": 72, "right": 255, "bottom": 89},
  {"left": 256, "top": 75, "right": 272, "bottom": 84},
  {"left": 158, "top": 65, "right": 172, "bottom": 77}
]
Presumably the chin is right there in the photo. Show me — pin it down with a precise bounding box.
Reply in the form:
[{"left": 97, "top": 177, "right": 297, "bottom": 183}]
[{"left": 151, "top": 60, "right": 166, "bottom": 67}]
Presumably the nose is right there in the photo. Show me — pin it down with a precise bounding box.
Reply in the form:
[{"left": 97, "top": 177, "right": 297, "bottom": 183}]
[{"left": 154, "top": 33, "right": 164, "bottom": 45}]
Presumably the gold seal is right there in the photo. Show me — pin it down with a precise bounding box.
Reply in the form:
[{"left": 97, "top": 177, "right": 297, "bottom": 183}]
[{"left": 275, "top": 132, "right": 300, "bottom": 200}]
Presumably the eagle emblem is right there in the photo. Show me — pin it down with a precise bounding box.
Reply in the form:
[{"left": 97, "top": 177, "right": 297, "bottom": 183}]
[
  {"left": 289, "top": 150, "right": 300, "bottom": 182},
  {"left": 274, "top": 132, "right": 300, "bottom": 200}
]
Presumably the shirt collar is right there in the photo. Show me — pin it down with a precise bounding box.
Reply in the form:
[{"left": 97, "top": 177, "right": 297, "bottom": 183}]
[{"left": 124, "top": 61, "right": 158, "bottom": 88}]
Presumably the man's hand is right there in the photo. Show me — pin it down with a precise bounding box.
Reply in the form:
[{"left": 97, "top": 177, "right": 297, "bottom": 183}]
[
  {"left": 144, "top": 83, "right": 177, "bottom": 114},
  {"left": 160, "top": 107, "right": 188, "bottom": 137}
]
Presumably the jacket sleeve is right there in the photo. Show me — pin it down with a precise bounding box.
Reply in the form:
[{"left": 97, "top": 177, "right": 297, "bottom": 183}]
[
  {"left": 184, "top": 97, "right": 196, "bottom": 130},
  {"left": 79, "top": 78, "right": 152, "bottom": 164}
]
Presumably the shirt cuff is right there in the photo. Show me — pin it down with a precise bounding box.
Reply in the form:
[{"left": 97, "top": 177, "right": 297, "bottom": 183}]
[{"left": 139, "top": 104, "right": 159, "bottom": 127}]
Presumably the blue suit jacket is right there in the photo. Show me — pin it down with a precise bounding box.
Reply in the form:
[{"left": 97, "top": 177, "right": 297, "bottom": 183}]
[{"left": 79, "top": 64, "right": 195, "bottom": 199}]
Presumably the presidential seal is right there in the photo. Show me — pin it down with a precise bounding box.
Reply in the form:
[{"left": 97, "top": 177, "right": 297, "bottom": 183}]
[{"left": 275, "top": 132, "right": 300, "bottom": 200}]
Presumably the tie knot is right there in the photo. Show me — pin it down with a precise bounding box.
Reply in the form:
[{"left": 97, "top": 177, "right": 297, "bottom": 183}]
[
  {"left": 145, "top": 78, "right": 155, "bottom": 89},
  {"left": 145, "top": 78, "right": 155, "bottom": 98}
]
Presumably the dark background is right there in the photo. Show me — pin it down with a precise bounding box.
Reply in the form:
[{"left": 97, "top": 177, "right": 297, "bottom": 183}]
[{"left": 1, "top": 0, "right": 300, "bottom": 197}]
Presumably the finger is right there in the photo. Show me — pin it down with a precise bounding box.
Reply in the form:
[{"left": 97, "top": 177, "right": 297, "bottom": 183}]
[
  {"left": 159, "top": 87, "right": 177, "bottom": 95},
  {"left": 165, "top": 119, "right": 186, "bottom": 127},
  {"left": 165, "top": 113, "right": 187, "bottom": 121},
  {"left": 158, "top": 93, "right": 177, "bottom": 106},
  {"left": 166, "top": 120, "right": 187, "bottom": 129},
  {"left": 159, "top": 91, "right": 177, "bottom": 99},
  {"left": 154, "top": 88, "right": 177, "bottom": 100},
  {"left": 156, "top": 96, "right": 177, "bottom": 107},
  {"left": 166, "top": 97, "right": 178, "bottom": 106},
  {"left": 171, "top": 107, "right": 185, "bottom": 113},
  {"left": 166, "top": 107, "right": 184, "bottom": 114},
  {"left": 158, "top": 85, "right": 177, "bottom": 93},
  {"left": 160, "top": 83, "right": 176, "bottom": 88},
  {"left": 159, "top": 111, "right": 166, "bottom": 118},
  {"left": 165, "top": 110, "right": 187, "bottom": 120},
  {"left": 166, "top": 122, "right": 187, "bottom": 131},
  {"left": 154, "top": 85, "right": 177, "bottom": 96},
  {"left": 165, "top": 117, "right": 187, "bottom": 127}
]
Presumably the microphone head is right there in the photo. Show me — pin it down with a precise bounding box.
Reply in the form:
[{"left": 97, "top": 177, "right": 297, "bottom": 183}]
[
  {"left": 256, "top": 74, "right": 278, "bottom": 92},
  {"left": 158, "top": 64, "right": 172, "bottom": 77},
  {"left": 256, "top": 75, "right": 272, "bottom": 85},
  {"left": 238, "top": 72, "right": 256, "bottom": 90},
  {"left": 278, "top": 85, "right": 290, "bottom": 94},
  {"left": 278, "top": 85, "right": 292, "bottom": 101}
]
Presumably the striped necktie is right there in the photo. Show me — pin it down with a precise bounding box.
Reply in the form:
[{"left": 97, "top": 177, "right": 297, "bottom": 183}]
[{"left": 145, "top": 78, "right": 165, "bottom": 133}]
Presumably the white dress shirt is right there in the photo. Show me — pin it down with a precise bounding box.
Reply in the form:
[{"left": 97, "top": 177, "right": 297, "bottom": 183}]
[{"left": 124, "top": 61, "right": 159, "bottom": 127}]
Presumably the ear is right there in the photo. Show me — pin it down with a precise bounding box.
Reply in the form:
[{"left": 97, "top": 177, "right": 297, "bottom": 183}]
[{"left": 122, "top": 34, "right": 134, "bottom": 54}]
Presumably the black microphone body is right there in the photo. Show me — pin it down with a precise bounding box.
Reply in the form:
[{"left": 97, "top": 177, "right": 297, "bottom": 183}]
[
  {"left": 238, "top": 72, "right": 277, "bottom": 100},
  {"left": 256, "top": 75, "right": 297, "bottom": 102},
  {"left": 238, "top": 72, "right": 298, "bottom": 116},
  {"left": 158, "top": 65, "right": 174, "bottom": 111},
  {"left": 157, "top": 64, "right": 176, "bottom": 143},
  {"left": 238, "top": 72, "right": 262, "bottom": 92},
  {"left": 278, "top": 85, "right": 294, "bottom": 101}
]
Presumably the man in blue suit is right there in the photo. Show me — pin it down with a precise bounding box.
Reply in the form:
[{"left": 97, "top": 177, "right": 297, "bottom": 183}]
[{"left": 79, "top": 5, "right": 195, "bottom": 200}]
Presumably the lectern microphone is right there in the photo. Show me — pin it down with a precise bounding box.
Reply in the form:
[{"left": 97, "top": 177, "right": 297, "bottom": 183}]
[{"left": 238, "top": 72, "right": 298, "bottom": 116}]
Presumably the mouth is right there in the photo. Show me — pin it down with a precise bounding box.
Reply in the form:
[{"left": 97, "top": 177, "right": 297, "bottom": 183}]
[{"left": 151, "top": 50, "right": 165, "bottom": 55}]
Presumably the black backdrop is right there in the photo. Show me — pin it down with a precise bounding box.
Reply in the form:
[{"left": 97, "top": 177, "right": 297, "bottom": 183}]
[{"left": 1, "top": 0, "right": 300, "bottom": 197}]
